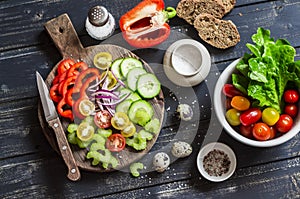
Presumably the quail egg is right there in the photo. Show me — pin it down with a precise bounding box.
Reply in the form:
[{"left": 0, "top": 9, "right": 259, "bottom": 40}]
[
  {"left": 171, "top": 141, "right": 193, "bottom": 158},
  {"left": 177, "top": 104, "right": 193, "bottom": 121},
  {"left": 153, "top": 152, "right": 170, "bottom": 172}
]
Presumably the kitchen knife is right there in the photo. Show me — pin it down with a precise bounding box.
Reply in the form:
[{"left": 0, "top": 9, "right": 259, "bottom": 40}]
[{"left": 36, "top": 71, "right": 81, "bottom": 181}]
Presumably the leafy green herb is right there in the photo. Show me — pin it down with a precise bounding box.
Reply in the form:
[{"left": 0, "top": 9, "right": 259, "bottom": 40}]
[{"left": 233, "top": 27, "right": 300, "bottom": 112}]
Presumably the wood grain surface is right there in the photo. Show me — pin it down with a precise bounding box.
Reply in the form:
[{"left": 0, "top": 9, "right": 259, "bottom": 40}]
[{"left": 1, "top": 0, "right": 300, "bottom": 198}]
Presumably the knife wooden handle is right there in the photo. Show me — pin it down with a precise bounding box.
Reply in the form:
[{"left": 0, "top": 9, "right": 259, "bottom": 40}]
[{"left": 48, "top": 117, "right": 81, "bottom": 181}]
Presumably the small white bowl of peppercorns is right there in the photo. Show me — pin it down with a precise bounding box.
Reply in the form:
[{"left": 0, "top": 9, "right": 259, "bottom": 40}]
[
  {"left": 197, "top": 142, "right": 236, "bottom": 182},
  {"left": 214, "top": 59, "right": 300, "bottom": 147}
]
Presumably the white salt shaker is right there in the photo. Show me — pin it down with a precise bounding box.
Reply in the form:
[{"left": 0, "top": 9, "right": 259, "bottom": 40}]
[{"left": 85, "top": 6, "right": 115, "bottom": 40}]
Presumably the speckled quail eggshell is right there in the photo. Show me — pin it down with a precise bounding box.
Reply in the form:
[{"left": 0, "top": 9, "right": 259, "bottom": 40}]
[
  {"left": 171, "top": 141, "right": 193, "bottom": 158},
  {"left": 153, "top": 152, "right": 170, "bottom": 172}
]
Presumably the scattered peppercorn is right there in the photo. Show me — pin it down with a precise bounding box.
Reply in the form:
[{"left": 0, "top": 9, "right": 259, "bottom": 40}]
[{"left": 203, "top": 149, "right": 231, "bottom": 177}]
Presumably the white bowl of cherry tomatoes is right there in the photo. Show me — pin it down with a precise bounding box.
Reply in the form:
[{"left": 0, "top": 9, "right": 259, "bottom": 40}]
[{"left": 214, "top": 59, "right": 300, "bottom": 147}]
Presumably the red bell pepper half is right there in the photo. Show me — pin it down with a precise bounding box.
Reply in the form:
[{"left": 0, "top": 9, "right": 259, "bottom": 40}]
[{"left": 119, "top": 0, "right": 176, "bottom": 48}]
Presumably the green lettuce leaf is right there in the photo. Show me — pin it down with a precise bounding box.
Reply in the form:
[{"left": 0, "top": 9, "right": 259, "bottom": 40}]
[{"left": 233, "top": 27, "right": 300, "bottom": 113}]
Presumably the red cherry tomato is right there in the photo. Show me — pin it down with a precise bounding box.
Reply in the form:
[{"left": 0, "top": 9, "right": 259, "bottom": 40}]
[
  {"left": 240, "top": 108, "right": 262, "bottom": 126},
  {"left": 276, "top": 114, "right": 293, "bottom": 133},
  {"left": 269, "top": 126, "right": 277, "bottom": 140},
  {"left": 94, "top": 110, "right": 112, "bottom": 129},
  {"left": 284, "top": 89, "right": 299, "bottom": 103},
  {"left": 284, "top": 104, "right": 298, "bottom": 118},
  {"left": 252, "top": 123, "right": 271, "bottom": 141},
  {"left": 222, "top": 84, "right": 244, "bottom": 98},
  {"left": 225, "top": 98, "right": 232, "bottom": 110},
  {"left": 106, "top": 134, "right": 126, "bottom": 152},
  {"left": 240, "top": 124, "right": 254, "bottom": 139}
]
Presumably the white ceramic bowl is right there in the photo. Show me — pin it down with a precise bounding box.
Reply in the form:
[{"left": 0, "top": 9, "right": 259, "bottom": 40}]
[
  {"left": 171, "top": 43, "right": 202, "bottom": 76},
  {"left": 214, "top": 59, "right": 300, "bottom": 147},
  {"left": 197, "top": 142, "right": 236, "bottom": 182}
]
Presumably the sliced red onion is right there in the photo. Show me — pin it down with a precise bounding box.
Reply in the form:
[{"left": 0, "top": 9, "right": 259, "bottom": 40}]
[
  {"left": 91, "top": 90, "right": 119, "bottom": 99},
  {"left": 97, "top": 92, "right": 130, "bottom": 106},
  {"left": 88, "top": 69, "right": 109, "bottom": 91}
]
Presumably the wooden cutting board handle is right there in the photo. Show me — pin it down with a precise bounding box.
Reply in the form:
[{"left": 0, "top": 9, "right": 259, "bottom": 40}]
[{"left": 44, "top": 13, "right": 84, "bottom": 59}]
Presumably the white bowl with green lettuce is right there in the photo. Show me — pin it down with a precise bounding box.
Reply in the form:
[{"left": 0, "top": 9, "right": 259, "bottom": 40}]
[{"left": 214, "top": 27, "right": 300, "bottom": 147}]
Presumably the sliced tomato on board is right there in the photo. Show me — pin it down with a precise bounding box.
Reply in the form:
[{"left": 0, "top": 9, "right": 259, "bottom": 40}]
[
  {"left": 94, "top": 110, "right": 112, "bottom": 129},
  {"left": 106, "top": 134, "right": 126, "bottom": 152}
]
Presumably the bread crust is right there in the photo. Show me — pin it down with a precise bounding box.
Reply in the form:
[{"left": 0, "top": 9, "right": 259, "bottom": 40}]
[
  {"left": 221, "top": 0, "right": 236, "bottom": 14},
  {"left": 176, "top": 0, "right": 226, "bottom": 25},
  {"left": 194, "top": 13, "right": 240, "bottom": 49}
]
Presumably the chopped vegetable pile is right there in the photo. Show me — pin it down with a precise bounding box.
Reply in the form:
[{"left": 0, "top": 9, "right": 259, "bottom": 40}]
[{"left": 50, "top": 52, "right": 162, "bottom": 170}]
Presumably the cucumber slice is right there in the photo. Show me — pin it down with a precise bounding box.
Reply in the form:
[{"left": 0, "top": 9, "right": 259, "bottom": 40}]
[
  {"left": 119, "top": 88, "right": 141, "bottom": 102},
  {"left": 128, "top": 100, "right": 154, "bottom": 126},
  {"left": 111, "top": 58, "right": 124, "bottom": 80},
  {"left": 120, "top": 57, "right": 143, "bottom": 78},
  {"left": 137, "top": 73, "right": 161, "bottom": 99},
  {"left": 116, "top": 99, "right": 133, "bottom": 114},
  {"left": 127, "top": 67, "right": 147, "bottom": 91}
]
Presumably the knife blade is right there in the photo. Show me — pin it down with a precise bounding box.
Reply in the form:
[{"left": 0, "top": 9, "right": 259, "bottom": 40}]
[{"left": 36, "top": 71, "right": 81, "bottom": 181}]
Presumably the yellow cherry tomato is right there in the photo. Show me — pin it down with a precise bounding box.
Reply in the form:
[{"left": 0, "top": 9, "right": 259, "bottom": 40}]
[
  {"left": 111, "top": 112, "right": 130, "bottom": 130},
  {"left": 226, "top": 108, "right": 241, "bottom": 126},
  {"left": 262, "top": 107, "right": 280, "bottom": 126},
  {"left": 121, "top": 122, "right": 136, "bottom": 137},
  {"left": 78, "top": 99, "right": 95, "bottom": 117},
  {"left": 93, "top": 52, "right": 112, "bottom": 70},
  {"left": 101, "top": 71, "right": 117, "bottom": 90},
  {"left": 76, "top": 122, "right": 95, "bottom": 141}
]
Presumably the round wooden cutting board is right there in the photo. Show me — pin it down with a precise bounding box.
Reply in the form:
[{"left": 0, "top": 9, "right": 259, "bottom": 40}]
[{"left": 38, "top": 14, "right": 164, "bottom": 172}]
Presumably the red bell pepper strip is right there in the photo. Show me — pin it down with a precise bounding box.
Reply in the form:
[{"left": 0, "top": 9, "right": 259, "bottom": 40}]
[
  {"left": 67, "top": 61, "right": 88, "bottom": 77},
  {"left": 66, "top": 87, "right": 74, "bottom": 107},
  {"left": 49, "top": 83, "right": 62, "bottom": 103},
  {"left": 57, "top": 59, "right": 75, "bottom": 75},
  {"left": 57, "top": 97, "right": 74, "bottom": 121},
  {"left": 72, "top": 97, "right": 87, "bottom": 120},
  {"left": 73, "top": 68, "right": 101, "bottom": 93},
  {"left": 119, "top": 0, "right": 176, "bottom": 48}
]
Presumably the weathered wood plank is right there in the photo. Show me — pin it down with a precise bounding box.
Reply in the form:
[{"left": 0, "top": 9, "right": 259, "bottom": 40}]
[
  {"left": 1, "top": 148, "right": 300, "bottom": 198},
  {"left": 0, "top": 0, "right": 299, "bottom": 54}
]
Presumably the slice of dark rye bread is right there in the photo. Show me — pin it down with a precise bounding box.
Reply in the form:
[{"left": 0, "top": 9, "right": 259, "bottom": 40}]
[
  {"left": 176, "top": 0, "right": 226, "bottom": 25},
  {"left": 194, "top": 13, "right": 240, "bottom": 49},
  {"left": 221, "top": 0, "right": 236, "bottom": 14}
]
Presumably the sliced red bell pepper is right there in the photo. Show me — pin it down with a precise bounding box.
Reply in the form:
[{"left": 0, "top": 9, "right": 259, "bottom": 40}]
[
  {"left": 57, "top": 59, "right": 75, "bottom": 75},
  {"left": 119, "top": 0, "right": 176, "bottom": 48},
  {"left": 57, "top": 97, "right": 73, "bottom": 121}
]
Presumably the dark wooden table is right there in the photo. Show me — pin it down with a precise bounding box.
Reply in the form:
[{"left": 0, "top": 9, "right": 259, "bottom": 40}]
[{"left": 1, "top": 0, "right": 300, "bottom": 198}]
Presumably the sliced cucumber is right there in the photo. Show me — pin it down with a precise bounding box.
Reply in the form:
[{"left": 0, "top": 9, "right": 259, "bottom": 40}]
[
  {"left": 119, "top": 88, "right": 132, "bottom": 98},
  {"left": 120, "top": 57, "right": 143, "bottom": 78},
  {"left": 116, "top": 99, "right": 133, "bottom": 114},
  {"left": 119, "top": 88, "right": 141, "bottom": 102},
  {"left": 127, "top": 67, "right": 147, "bottom": 91},
  {"left": 127, "top": 92, "right": 142, "bottom": 102},
  {"left": 137, "top": 73, "right": 161, "bottom": 99},
  {"left": 111, "top": 58, "right": 124, "bottom": 80},
  {"left": 128, "top": 100, "right": 154, "bottom": 126}
]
